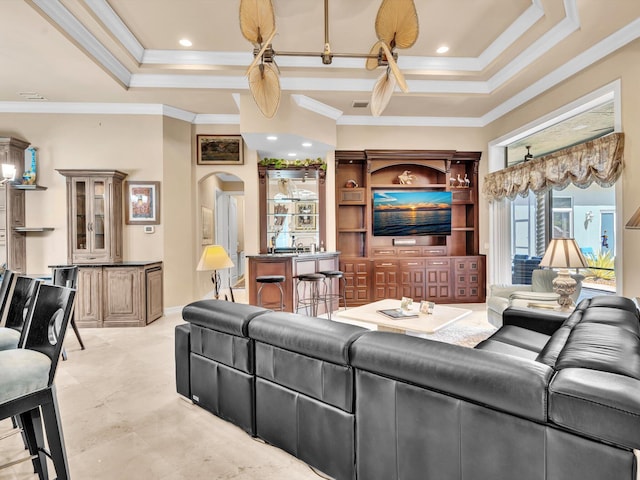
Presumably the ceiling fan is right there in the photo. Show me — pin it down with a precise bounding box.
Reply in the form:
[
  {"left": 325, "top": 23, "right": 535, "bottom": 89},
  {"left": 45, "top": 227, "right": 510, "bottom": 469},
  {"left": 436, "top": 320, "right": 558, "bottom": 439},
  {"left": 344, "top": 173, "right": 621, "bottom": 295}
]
[{"left": 239, "top": 0, "right": 418, "bottom": 118}]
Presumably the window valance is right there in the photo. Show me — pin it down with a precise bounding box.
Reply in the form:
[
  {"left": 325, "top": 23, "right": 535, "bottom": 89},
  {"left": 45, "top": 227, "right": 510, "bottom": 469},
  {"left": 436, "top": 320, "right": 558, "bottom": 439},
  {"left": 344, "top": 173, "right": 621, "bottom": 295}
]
[{"left": 483, "top": 132, "right": 624, "bottom": 201}]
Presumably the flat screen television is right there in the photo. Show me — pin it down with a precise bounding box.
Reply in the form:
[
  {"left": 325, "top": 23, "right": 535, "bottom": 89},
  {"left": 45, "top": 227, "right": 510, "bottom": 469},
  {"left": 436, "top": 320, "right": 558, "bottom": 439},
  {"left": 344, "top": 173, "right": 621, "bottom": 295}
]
[{"left": 372, "top": 190, "right": 452, "bottom": 236}]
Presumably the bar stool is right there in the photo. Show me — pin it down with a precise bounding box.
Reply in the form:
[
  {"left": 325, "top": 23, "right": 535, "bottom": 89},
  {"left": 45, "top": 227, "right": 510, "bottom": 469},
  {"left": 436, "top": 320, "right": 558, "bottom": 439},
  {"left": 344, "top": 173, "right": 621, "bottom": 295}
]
[
  {"left": 295, "top": 273, "right": 327, "bottom": 317},
  {"left": 256, "top": 275, "right": 286, "bottom": 311},
  {"left": 319, "top": 270, "right": 347, "bottom": 319}
]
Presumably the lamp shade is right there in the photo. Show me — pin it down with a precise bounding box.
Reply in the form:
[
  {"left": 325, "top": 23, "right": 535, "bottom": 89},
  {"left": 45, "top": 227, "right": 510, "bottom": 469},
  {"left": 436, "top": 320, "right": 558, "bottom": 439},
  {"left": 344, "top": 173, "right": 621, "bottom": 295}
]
[
  {"left": 539, "top": 238, "right": 588, "bottom": 269},
  {"left": 197, "top": 245, "right": 234, "bottom": 271}
]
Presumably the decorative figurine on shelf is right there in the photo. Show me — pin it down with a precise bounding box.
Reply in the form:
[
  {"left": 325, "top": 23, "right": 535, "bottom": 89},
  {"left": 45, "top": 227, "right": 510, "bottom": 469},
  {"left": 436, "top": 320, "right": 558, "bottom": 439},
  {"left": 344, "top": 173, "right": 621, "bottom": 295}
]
[
  {"left": 398, "top": 171, "right": 416, "bottom": 184},
  {"left": 464, "top": 173, "right": 470, "bottom": 188},
  {"left": 457, "top": 174, "right": 463, "bottom": 187},
  {"left": 345, "top": 179, "right": 358, "bottom": 188},
  {"left": 449, "top": 177, "right": 456, "bottom": 187}
]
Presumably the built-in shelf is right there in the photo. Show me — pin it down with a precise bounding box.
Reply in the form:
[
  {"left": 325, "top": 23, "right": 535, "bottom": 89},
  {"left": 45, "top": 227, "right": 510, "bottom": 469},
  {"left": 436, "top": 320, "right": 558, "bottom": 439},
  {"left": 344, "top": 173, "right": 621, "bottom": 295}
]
[
  {"left": 12, "top": 184, "right": 47, "bottom": 191},
  {"left": 13, "top": 227, "right": 54, "bottom": 232}
]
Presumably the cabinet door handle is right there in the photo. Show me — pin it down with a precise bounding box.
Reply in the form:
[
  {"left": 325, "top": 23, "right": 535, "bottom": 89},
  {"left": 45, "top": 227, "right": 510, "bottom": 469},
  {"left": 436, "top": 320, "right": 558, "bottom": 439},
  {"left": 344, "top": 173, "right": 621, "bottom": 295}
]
[
  {"left": 88, "top": 222, "right": 93, "bottom": 232},
  {"left": 427, "top": 250, "right": 441, "bottom": 253},
  {"left": 380, "top": 263, "right": 394, "bottom": 267},
  {"left": 431, "top": 261, "right": 445, "bottom": 265},
  {"left": 407, "top": 262, "right": 419, "bottom": 266}
]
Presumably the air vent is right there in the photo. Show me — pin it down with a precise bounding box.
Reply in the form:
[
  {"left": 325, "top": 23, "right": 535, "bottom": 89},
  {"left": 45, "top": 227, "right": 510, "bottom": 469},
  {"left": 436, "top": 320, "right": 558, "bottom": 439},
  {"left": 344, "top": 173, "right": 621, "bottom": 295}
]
[
  {"left": 19, "top": 92, "right": 47, "bottom": 101},
  {"left": 352, "top": 100, "right": 369, "bottom": 108}
]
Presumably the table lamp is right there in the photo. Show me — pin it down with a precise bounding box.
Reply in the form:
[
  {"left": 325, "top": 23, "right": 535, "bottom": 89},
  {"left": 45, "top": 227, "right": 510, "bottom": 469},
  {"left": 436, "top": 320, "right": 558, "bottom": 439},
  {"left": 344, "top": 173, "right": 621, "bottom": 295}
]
[
  {"left": 197, "top": 245, "right": 234, "bottom": 300},
  {"left": 539, "top": 238, "right": 588, "bottom": 310}
]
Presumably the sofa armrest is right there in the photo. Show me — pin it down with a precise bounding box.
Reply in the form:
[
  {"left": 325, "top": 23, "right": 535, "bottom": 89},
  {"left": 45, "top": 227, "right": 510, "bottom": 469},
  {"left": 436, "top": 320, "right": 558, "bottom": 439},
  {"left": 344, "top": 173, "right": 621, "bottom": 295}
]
[
  {"left": 550, "top": 368, "right": 640, "bottom": 450},
  {"left": 489, "top": 284, "right": 532, "bottom": 298},
  {"left": 502, "top": 306, "right": 571, "bottom": 335},
  {"left": 509, "top": 291, "right": 559, "bottom": 302}
]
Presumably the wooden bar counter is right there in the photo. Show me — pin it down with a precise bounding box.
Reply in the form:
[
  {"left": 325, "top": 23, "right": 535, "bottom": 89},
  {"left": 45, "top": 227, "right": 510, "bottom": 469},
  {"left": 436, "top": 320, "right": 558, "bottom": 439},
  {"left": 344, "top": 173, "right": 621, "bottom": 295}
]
[{"left": 247, "top": 252, "right": 339, "bottom": 313}]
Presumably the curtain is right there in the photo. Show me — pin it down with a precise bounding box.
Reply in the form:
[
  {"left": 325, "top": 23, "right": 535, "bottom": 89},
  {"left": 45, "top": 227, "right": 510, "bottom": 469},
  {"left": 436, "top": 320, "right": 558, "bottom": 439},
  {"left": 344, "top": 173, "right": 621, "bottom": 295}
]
[{"left": 483, "top": 132, "right": 624, "bottom": 201}]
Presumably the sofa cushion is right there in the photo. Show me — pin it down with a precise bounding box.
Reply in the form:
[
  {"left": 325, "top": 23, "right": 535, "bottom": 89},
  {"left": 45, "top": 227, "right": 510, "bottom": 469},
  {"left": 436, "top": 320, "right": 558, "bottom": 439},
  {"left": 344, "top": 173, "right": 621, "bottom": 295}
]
[
  {"left": 182, "top": 299, "right": 267, "bottom": 336},
  {"left": 474, "top": 339, "right": 539, "bottom": 361},
  {"left": 535, "top": 327, "right": 572, "bottom": 367},
  {"left": 555, "top": 322, "right": 640, "bottom": 380},
  {"left": 584, "top": 295, "right": 638, "bottom": 315},
  {"left": 482, "top": 325, "right": 550, "bottom": 352},
  {"left": 579, "top": 308, "right": 640, "bottom": 335}
]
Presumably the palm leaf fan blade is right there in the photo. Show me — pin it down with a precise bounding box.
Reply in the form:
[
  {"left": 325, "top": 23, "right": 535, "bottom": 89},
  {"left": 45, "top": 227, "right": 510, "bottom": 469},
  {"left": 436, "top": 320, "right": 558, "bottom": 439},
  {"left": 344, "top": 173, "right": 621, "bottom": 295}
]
[
  {"left": 366, "top": 41, "right": 381, "bottom": 71},
  {"left": 379, "top": 41, "right": 408, "bottom": 92},
  {"left": 249, "top": 63, "right": 281, "bottom": 118},
  {"left": 375, "top": 0, "right": 419, "bottom": 49},
  {"left": 239, "top": 0, "right": 276, "bottom": 44},
  {"left": 370, "top": 69, "right": 396, "bottom": 117}
]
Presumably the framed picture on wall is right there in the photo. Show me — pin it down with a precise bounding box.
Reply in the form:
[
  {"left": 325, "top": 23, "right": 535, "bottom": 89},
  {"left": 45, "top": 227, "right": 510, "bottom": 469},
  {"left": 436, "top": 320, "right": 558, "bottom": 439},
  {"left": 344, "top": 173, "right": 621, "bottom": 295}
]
[
  {"left": 201, "top": 206, "right": 214, "bottom": 245},
  {"left": 125, "top": 181, "right": 160, "bottom": 225},
  {"left": 197, "top": 135, "right": 244, "bottom": 165},
  {"left": 295, "top": 202, "right": 316, "bottom": 231}
]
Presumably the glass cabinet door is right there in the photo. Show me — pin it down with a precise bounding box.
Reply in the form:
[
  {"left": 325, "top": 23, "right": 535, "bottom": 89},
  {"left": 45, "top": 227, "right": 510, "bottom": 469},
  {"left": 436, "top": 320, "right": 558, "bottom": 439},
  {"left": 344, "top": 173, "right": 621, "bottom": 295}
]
[
  {"left": 92, "top": 180, "right": 106, "bottom": 250},
  {"left": 74, "top": 179, "right": 88, "bottom": 251}
]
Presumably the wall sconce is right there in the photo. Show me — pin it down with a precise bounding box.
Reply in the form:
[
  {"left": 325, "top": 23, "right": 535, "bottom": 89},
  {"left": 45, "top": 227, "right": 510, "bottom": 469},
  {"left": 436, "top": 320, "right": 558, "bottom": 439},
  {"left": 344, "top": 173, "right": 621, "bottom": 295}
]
[{"left": 0, "top": 164, "right": 16, "bottom": 184}]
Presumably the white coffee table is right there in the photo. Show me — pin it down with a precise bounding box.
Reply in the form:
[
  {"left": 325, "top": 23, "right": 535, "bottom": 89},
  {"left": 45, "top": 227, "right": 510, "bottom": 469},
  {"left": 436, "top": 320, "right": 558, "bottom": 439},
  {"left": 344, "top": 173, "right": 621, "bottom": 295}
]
[{"left": 334, "top": 299, "right": 471, "bottom": 334}]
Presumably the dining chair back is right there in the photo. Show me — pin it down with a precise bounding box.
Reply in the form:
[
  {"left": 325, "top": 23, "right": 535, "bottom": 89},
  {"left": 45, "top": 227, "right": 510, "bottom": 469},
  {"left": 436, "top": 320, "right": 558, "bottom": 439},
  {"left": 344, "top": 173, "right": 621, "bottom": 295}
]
[
  {"left": 0, "top": 269, "right": 17, "bottom": 326},
  {"left": 51, "top": 266, "right": 84, "bottom": 357},
  {"left": 4, "top": 276, "right": 42, "bottom": 337},
  {"left": 0, "top": 284, "right": 76, "bottom": 479}
]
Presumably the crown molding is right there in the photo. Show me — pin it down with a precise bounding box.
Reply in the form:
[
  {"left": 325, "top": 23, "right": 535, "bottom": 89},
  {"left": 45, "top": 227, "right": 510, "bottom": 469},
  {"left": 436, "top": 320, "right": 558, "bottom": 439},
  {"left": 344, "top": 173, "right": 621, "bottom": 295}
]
[
  {"left": 336, "top": 115, "right": 484, "bottom": 128},
  {"left": 292, "top": 95, "right": 343, "bottom": 120},
  {"left": 482, "top": 17, "right": 640, "bottom": 125},
  {"left": 84, "top": 0, "right": 144, "bottom": 62},
  {"left": 28, "top": 0, "right": 131, "bottom": 86}
]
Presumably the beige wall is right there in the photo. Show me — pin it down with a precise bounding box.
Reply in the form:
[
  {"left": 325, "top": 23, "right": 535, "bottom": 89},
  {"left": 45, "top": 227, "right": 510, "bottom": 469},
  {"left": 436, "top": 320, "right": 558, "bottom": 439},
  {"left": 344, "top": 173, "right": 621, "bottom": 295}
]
[
  {"left": 0, "top": 39, "right": 637, "bottom": 308},
  {"left": 0, "top": 113, "right": 163, "bottom": 273},
  {"left": 162, "top": 116, "right": 193, "bottom": 307},
  {"left": 482, "top": 38, "right": 640, "bottom": 296}
]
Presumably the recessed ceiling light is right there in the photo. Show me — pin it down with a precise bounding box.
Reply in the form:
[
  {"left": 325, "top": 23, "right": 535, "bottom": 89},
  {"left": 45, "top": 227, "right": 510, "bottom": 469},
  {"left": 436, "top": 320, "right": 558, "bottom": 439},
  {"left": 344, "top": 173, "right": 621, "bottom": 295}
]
[
  {"left": 436, "top": 45, "right": 449, "bottom": 54},
  {"left": 302, "top": 142, "right": 312, "bottom": 147},
  {"left": 179, "top": 38, "right": 192, "bottom": 47},
  {"left": 266, "top": 135, "right": 278, "bottom": 141},
  {"left": 287, "top": 153, "right": 296, "bottom": 157}
]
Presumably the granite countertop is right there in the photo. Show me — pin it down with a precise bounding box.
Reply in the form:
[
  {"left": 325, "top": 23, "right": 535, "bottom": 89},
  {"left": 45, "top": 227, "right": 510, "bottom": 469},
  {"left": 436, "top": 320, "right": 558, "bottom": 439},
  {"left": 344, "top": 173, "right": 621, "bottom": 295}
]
[
  {"left": 48, "top": 261, "right": 163, "bottom": 268},
  {"left": 247, "top": 251, "right": 339, "bottom": 258}
]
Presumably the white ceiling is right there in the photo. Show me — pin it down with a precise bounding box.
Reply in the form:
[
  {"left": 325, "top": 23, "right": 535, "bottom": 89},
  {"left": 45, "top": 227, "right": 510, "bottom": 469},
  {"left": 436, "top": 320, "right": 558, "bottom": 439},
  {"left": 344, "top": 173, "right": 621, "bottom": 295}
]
[{"left": 1, "top": 0, "right": 639, "bottom": 155}]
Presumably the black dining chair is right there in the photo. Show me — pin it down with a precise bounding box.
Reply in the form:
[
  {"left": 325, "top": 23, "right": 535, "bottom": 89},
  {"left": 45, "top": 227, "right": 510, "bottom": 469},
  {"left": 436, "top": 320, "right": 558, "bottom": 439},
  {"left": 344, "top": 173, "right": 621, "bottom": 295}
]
[
  {"left": 0, "top": 283, "right": 76, "bottom": 479},
  {"left": 0, "top": 276, "right": 42, "bottom": 351},
  {"left": 0, "top": 269, "right": 17, "bottom": 326},
  {"left": 52, "top": 266, "right": 84, "bottom": 357}
]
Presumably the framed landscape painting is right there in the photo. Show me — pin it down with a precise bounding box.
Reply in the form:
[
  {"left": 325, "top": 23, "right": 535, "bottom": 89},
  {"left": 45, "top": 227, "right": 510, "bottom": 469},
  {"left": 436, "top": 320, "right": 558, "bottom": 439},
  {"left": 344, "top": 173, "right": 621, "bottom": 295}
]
[{"left": 197, "top": 135, "right": 244, "bottom": 165}]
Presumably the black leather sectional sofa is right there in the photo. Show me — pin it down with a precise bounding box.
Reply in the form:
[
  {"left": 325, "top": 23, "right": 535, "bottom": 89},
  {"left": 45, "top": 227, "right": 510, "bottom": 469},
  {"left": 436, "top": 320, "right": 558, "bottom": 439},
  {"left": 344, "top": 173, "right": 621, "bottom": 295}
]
[{"left": 175, "top": 296, "right": 640, "bottom": 480}]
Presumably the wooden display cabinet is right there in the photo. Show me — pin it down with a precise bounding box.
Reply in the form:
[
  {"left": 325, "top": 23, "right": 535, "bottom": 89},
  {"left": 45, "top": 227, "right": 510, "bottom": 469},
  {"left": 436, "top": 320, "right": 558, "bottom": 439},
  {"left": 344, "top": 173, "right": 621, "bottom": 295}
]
[
  {"left": 335, "top": 149, "right": 484, "bottom": 305},
  {"left": 57, "top": 169, "right": 126, "bottom": 264}
]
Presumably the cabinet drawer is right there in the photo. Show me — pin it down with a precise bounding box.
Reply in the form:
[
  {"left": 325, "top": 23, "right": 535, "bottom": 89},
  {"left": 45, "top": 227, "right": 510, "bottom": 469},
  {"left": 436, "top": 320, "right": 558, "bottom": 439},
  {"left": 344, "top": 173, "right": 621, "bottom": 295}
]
[
  {"left": 372, "top": 248, "right": 397, "bottom": 257},
  {"left": 374, "top": 261, "right": 397, "bottom": 269},
  {"left": 426, "top": 258, "right": 450, "bottom": 268},
  {"left": 400, "top": 259, "right": 425, "bottom": 268},
  {"left": 423, "top": 247, "right": 447, "bottom": 256},
  {"left": 398, "top": 248, "right": 422, "bottom": 256}
]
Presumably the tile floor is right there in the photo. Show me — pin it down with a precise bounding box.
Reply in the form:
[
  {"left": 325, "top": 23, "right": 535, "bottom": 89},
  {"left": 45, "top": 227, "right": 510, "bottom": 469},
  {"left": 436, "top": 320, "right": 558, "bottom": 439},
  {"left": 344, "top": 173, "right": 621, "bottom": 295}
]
[{"left": 0, "top": 294, "right": 491, "bottom": 479}]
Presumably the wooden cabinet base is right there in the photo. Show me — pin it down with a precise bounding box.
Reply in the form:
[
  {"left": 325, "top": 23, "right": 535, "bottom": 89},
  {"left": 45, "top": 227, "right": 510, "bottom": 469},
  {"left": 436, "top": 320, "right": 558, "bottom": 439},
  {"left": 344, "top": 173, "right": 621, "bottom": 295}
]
[{"left": 75, "top": 262, "right": 163, "bottom": 327}]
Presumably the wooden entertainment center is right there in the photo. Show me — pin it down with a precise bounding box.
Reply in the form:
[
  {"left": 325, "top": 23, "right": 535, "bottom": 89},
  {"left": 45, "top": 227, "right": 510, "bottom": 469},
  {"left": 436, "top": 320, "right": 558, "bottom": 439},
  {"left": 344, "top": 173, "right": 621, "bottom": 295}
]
[{"left": 335, "top": 149, "right": 485, "bottom": 306}]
